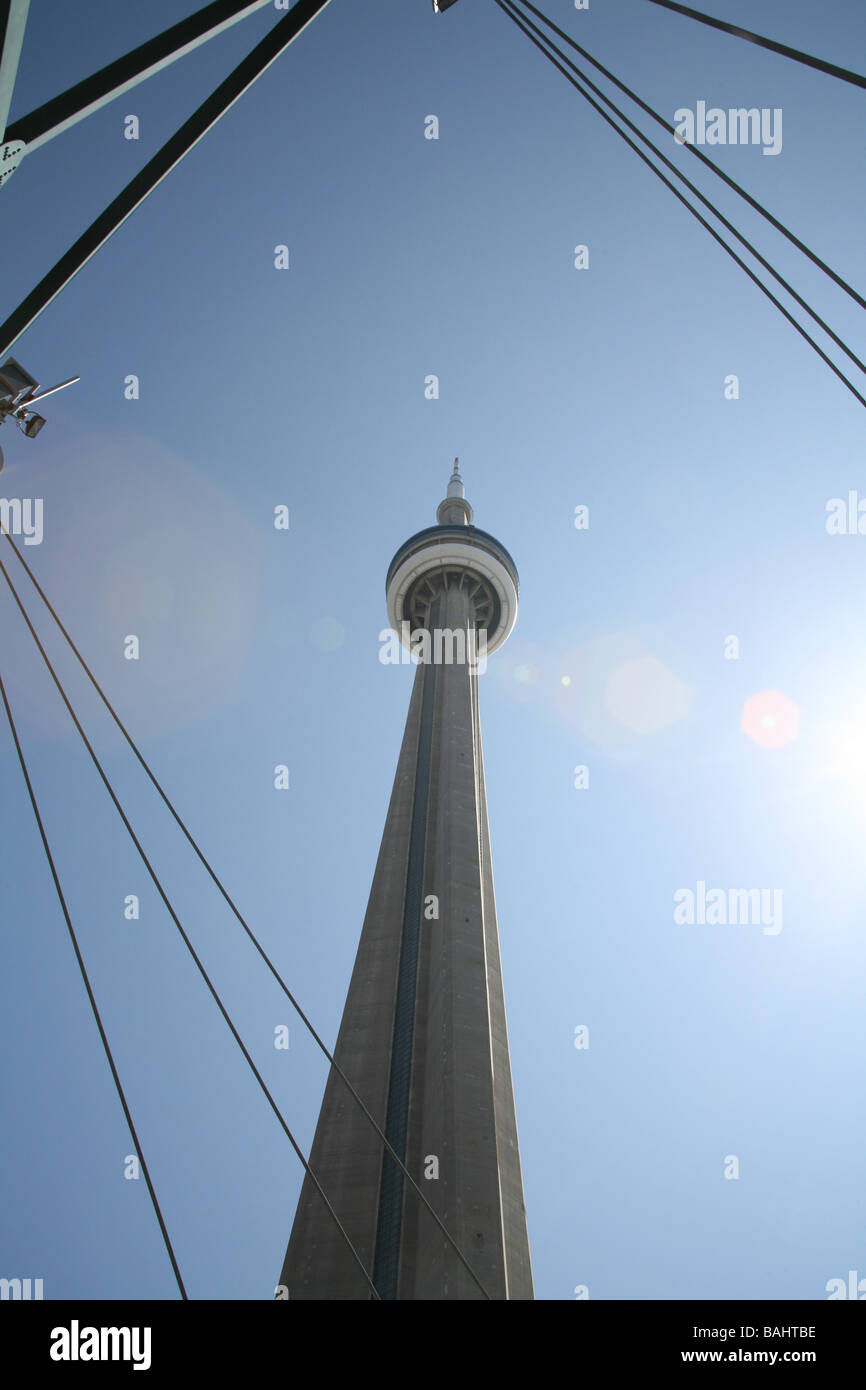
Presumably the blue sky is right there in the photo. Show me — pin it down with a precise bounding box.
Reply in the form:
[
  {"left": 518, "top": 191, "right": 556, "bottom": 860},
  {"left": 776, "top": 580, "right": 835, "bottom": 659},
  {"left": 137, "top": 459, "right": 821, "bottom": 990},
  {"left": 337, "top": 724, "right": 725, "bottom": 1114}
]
[{"left": 1, "top": 0, "right": 865, "bottom": 1300}]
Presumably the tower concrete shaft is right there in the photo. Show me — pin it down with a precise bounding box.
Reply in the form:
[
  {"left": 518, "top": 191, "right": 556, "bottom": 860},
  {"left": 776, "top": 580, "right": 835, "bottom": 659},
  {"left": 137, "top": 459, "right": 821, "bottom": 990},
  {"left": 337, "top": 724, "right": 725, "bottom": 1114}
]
[{"left": 280, "top": 472, "right": 532, "bottom": 1300}]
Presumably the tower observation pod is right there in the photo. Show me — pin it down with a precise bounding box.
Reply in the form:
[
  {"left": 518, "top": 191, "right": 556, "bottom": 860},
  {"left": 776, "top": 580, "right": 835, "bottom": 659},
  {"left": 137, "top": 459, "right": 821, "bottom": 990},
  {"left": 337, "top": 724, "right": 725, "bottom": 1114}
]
[{"left": 280, "top": 463, "right": 532, "bottom": 1300}]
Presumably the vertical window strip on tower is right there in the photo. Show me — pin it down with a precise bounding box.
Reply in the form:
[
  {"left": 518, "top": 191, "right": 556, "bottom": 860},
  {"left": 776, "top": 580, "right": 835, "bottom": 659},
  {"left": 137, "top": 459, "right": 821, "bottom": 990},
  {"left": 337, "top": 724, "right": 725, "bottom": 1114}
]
[{"left": 372, "top": 633, "right": 439, "bottom": 1299}]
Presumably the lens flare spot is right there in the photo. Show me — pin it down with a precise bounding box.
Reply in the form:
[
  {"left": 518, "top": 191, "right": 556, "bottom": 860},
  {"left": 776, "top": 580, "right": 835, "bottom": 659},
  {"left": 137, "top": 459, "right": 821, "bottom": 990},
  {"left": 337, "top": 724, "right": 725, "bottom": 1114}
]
[
  {"left": 604, "top": 655, "right": 692, "bottom": 737},
  {"left": 742, "top": 689, "right": 800, "bottom": 749}
]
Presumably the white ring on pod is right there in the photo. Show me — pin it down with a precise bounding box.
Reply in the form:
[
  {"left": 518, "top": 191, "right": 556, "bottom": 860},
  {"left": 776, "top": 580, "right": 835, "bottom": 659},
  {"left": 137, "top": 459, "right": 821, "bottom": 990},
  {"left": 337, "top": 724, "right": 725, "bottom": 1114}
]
[{"left": 386, "top": 537, "right": 518, "bottom": 656}]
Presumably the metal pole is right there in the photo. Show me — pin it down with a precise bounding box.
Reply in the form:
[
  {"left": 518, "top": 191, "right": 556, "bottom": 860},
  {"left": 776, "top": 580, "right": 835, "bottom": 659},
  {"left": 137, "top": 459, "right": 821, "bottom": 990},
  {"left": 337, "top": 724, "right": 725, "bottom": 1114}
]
[
  {"left": 0, "top": 0, "right": 30, "bottom": 141},
  {"left": 4, "top": 0, "right": 276, "bottom": 156},
  {"left": 0, "top": 0, "right": 334, "bottom": 359}
]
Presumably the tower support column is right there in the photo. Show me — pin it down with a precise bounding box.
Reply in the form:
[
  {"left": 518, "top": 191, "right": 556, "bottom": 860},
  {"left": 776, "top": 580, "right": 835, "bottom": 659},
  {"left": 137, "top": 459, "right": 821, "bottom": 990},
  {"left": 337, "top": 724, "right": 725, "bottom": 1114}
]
[{"left": 280, "top": 469, "right": 532, "bottom": 1299}]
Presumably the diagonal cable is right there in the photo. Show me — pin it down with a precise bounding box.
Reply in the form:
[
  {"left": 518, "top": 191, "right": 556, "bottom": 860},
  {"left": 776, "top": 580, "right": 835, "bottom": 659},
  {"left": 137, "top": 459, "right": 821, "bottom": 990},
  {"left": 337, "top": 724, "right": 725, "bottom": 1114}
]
[
  {"left": 0, "top": 663, "right": 187, "bottom": 1299},
  {"left": 0, "top": 531, "right": 494, "bottom": 1300},
  {"left": 0, "top": 549, "right": 380, "bottom": 1301},
  {"left": 645, "top": 0, "right": 866, "bottom": 90},
  {"left": 499, "top": 0, "right": 866, "bottom": 382},
  {"left": 494, "top": 0, "right": 866, "bottom": 411},
  {"left": 508, "top": 0, "right": 866, "bottom": 315}
]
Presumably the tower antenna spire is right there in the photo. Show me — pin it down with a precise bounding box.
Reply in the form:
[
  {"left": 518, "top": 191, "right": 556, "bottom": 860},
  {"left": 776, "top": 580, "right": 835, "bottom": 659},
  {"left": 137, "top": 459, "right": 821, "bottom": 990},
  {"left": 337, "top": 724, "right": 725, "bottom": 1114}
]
[{"left": 440, "top": 457, "right": 469, "bottom": 521}]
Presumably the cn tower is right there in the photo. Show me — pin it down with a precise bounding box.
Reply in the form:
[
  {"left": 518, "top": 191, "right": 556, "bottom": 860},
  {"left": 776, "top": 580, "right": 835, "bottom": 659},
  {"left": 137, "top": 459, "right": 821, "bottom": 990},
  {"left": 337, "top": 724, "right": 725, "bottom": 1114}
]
[{"left": 280, "top": 463, "right": 533, "bottom": 1299}]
